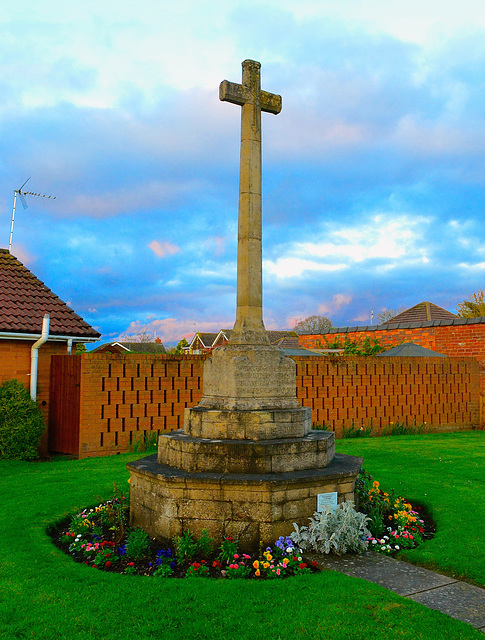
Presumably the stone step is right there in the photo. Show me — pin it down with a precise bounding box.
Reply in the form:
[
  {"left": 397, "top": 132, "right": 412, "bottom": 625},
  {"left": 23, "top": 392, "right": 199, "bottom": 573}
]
[{"left": 158, "top": 428, "right": 335, "bottom": 474}]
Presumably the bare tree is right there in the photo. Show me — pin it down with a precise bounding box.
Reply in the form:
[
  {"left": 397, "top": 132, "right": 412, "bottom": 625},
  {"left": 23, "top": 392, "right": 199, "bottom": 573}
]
[
  {"left": 118, "top": 331, "right": 166, "bottom": 353},
  {"left": 375, "top": 307, "right": 406, "bottom": 324},
  {"left": 457, "top": 290, "right": 485, "bottom": 318},
  {"left": 293, "top": 315, "right": 332, "bottom": 335}
]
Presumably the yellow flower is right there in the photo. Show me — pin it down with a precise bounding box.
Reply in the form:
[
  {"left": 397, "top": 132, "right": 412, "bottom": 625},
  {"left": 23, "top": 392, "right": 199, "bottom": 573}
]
[
  {"left": 255, "top": 569, "right": 260, "bottom": 577},
  {"left": 263, "top": 562, "right": 270, "bottom": 569},
  {"left": 253, "top": 560, "right": 259, "bottom": 569},
  {"left": 282, "top": 558, "right": 290, "bottom": 565}
]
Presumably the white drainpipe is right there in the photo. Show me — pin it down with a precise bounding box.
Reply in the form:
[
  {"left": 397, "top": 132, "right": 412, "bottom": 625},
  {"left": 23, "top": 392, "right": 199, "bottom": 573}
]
[
  {"left": 30, "top": 314, "right": 50, "bottom": 401},
  {"left": 67, "top": 338, "right": 73, "bottom": 354}
]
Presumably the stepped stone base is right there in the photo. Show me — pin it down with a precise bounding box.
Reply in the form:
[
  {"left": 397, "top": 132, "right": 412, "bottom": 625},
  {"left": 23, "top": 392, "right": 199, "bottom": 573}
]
[
  {"left": 127, "top": 452, "right": 363, "bottom": 548},
  {"left": 184, "top": 406, "right": 312, "bottom": 441},
  {"left": 158, "top": 429, "right": 335, "bottom": 474}
]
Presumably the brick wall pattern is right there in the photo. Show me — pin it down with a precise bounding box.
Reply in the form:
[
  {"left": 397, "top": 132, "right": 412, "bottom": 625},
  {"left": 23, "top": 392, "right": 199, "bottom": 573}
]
[{"left": 49, "top": 352, "right": 481, "bottom": 458}]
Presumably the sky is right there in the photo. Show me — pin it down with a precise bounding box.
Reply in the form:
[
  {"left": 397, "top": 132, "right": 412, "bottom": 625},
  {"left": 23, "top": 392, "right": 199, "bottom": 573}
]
[{"left": 2, "top": 0, "right": 485, "bottom": 344}]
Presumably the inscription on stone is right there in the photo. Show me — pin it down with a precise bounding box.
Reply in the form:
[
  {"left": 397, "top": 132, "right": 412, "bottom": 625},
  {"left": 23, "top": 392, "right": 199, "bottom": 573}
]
[{"left": 317, "top": 492, "right": 338, "bottom": 513}]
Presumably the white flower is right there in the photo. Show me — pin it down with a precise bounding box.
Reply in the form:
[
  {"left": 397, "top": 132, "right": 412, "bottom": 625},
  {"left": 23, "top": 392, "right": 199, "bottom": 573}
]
[
  {"left": 395, "top": 545, "right": 400, "bottom": 550},
  {"left": 372, "top": 540, "right": 377, "bottom": 545},
  {"left": 381, "top": 546, "right": 387, "bottom": 551}
]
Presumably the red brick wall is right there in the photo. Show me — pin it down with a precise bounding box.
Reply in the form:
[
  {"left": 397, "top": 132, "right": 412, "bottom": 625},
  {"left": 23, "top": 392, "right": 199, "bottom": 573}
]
[
  {"left": 50, "top": 353, "right": 206, "bottom": 458},
  {"left": 299, "top": 328, "right": 437, "bottom": 351},
  {"left": 294, "top": 356, "right": 480, "bottom": 437},
  {"left": 49, "top": 352, "right": 481, "bottom": 457}
]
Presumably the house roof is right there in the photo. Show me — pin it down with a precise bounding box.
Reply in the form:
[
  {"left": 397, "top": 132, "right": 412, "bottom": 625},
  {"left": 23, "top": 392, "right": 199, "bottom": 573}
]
[
  {"left": 91, "top": 341, "right": 166, "bottom": 354},
  {"left": 191, "top": 332, "right": 219, "bottom": 348},
  {"left": 0, "top": 249, "right": 100, "bottom": 339},
  {"left": 377, "top": 343, "right": 447, "bottom": 357},
  {"left": 382, "top": 302, "right": 458, "bottom": 325},
  {"left": 189, "top": 329, "right": 298, "bottom": 350},
  {"left": 304, "top": 301, "right": 483, "bottom": 335}
]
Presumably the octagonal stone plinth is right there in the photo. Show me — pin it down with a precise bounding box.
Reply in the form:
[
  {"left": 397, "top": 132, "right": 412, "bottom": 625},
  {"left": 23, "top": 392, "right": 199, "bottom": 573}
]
[
  {"left": 127, "top": 453, "right": 363, "bottom": 548},
  {"left": 158, "top": 429, "right": 335, "bottom": 474}
]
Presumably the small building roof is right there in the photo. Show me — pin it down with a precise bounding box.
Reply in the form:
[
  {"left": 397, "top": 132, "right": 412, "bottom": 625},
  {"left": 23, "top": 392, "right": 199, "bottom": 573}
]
[
  {"left": 377, "top": 343, "right": 447, "bottom": 357},
  {"left": 0, "top": 249, "right": 100, "bottom": 339},
  {"left": 91, "top": 341, "right": 166, "bottom": 354},
  {"left": 382, "top": 302, "right": 458, "bottom": 325}
]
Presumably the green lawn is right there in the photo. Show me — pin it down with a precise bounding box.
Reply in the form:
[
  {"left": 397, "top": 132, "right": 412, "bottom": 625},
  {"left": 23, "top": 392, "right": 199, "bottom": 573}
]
[
  {"left": 0, "top": 431, "right": 484, "bottom": 640},
  {"left": 337, "top": 431, "right": 485, "bottom": 585}
]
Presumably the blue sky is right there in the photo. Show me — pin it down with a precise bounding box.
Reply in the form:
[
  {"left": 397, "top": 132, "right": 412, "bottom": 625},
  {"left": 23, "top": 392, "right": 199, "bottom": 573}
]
[{"left": 2, "top": 0, "right": 485, "bottom": 343}]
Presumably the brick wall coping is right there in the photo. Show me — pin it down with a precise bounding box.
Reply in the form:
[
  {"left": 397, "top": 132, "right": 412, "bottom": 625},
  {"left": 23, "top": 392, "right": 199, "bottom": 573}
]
[{"left": 303, "top": 316, "right": 485, "bottom": 335}]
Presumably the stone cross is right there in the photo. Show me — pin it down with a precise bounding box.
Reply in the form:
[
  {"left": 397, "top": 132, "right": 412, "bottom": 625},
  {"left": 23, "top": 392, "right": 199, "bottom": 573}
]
[{"left": 220, "top": 60, "right": 282, "bottom": 346}]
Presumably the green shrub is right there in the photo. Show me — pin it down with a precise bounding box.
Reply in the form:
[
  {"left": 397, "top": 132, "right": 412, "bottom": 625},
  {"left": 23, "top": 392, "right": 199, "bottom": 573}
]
[
  {"left": 291, "top": 501, "right": 371, "bottom": 555},
  {"left": 0, "top": 379, "right": 45, "bottom": 460}
]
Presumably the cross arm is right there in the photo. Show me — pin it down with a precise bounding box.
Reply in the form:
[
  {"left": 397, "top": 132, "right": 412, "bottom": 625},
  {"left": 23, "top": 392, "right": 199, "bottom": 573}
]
[
  {"left": 219, "top": 80, "right": 282, "bottom": 115},
  {"left": 219, "top": 80, "right": 249, "bottom": 106}
]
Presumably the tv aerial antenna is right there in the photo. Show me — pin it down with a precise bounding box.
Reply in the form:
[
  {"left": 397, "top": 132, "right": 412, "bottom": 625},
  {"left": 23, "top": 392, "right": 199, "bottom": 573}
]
[{"left": 8, "top": 178, "right": 56, "bottom": 252}]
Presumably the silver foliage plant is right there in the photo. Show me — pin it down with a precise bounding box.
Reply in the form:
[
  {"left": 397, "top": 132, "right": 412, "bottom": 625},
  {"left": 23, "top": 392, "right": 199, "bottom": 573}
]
[{"left": 291, "top": 501, "right": 371, "bottom": 555}]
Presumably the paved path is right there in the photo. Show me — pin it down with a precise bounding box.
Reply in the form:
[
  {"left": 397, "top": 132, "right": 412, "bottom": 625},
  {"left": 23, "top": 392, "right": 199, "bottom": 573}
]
[{"left": 310, "top": 552, "right": 485, "bottom": 634}]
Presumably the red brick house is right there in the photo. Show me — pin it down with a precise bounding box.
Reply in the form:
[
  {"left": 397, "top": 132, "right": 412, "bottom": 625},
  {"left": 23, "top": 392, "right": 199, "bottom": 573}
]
[
  {"left": 186, "top": 329, "right": 299, "bottom": 353},
  {"left": 0, "top": 249, "right": 100, "bottom": 449}
]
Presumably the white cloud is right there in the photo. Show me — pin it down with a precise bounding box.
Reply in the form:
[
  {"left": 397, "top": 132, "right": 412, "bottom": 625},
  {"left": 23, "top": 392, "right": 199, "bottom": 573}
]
[
  {"left": 265, "top": 257, "right": 347, "bottom": 278},
  {"left": 265, "top": 214, "right": 431, "bottom": 279}
]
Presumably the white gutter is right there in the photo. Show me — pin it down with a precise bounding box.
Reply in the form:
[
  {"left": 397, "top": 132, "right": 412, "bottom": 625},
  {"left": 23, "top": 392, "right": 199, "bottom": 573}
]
[
  {"left": 30, "top": 314, "right": 50, "bottom": 401},
  {"left": 0, "top": 332, "right": 99, "bottom": 342}
]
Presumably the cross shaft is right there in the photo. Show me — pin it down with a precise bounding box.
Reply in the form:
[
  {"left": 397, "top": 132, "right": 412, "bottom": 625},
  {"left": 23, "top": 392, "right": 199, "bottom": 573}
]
[{"left": 219, "top": 59, "right": 282, "bottom": 345}]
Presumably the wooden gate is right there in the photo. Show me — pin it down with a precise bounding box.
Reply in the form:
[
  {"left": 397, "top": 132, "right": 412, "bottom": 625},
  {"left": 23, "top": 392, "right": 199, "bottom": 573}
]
[{"left": 49, "top": 355, "right": 81, "bottom": 455}]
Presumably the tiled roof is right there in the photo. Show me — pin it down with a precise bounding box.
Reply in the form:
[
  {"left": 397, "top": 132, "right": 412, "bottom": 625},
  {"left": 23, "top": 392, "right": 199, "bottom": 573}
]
[
  {"left": 305, "top": 301, "right": 477, "bottom": 335},
  {"left": 382, "top": 302, "right": 458, "bottom": 324},
  {"left": 91, "top": 342, "right": 166, "bottom": 354},
  {"left": 0, "top": 249, "right": 100, "bottom": 339},
  {"left": 196, "top": 333, "right": 219, "bottom": 347}
]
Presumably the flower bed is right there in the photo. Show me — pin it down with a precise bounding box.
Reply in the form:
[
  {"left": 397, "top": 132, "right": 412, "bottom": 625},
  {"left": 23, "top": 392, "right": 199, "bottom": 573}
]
[
  {"left": 50, "top": 490, "right": 318, "bottom": 579},
  {"left": 355, "top": 470, "right": 435, "bottom": 555},
  {"left": 50, "top": 472, "right": 435, "bottom": 576}
]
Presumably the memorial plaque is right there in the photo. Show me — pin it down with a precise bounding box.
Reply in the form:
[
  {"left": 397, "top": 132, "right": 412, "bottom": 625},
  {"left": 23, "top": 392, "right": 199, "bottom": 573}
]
[{"left": 317, "top": 492, "right": 338, "bottom": 513}]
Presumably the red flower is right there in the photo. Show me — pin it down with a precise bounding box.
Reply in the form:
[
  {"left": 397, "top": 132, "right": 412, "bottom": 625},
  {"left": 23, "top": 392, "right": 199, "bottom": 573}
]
[
  {"left": 192, "top": 562, "right": 201, "bottom": 570},
  {"left": 127, "top": 562, "right": 135, "bottom": 567},
  {"left": 212, "top": 560, "right": 222, "bottom": 568},
  {"left": 311, "top": 560, "right": 319, "bottom": 567},
  {"left": 225, "top": 536, "right": 234, "bottom": 542},
  {"left": 105, "top": 561, "right": 112, "bottom": 568},
  {"left": 200, "top": 559, "right": 207, "bottom": 564},
  {"left": 299, "top": 563, "right": 307, "bottom": 569}
]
